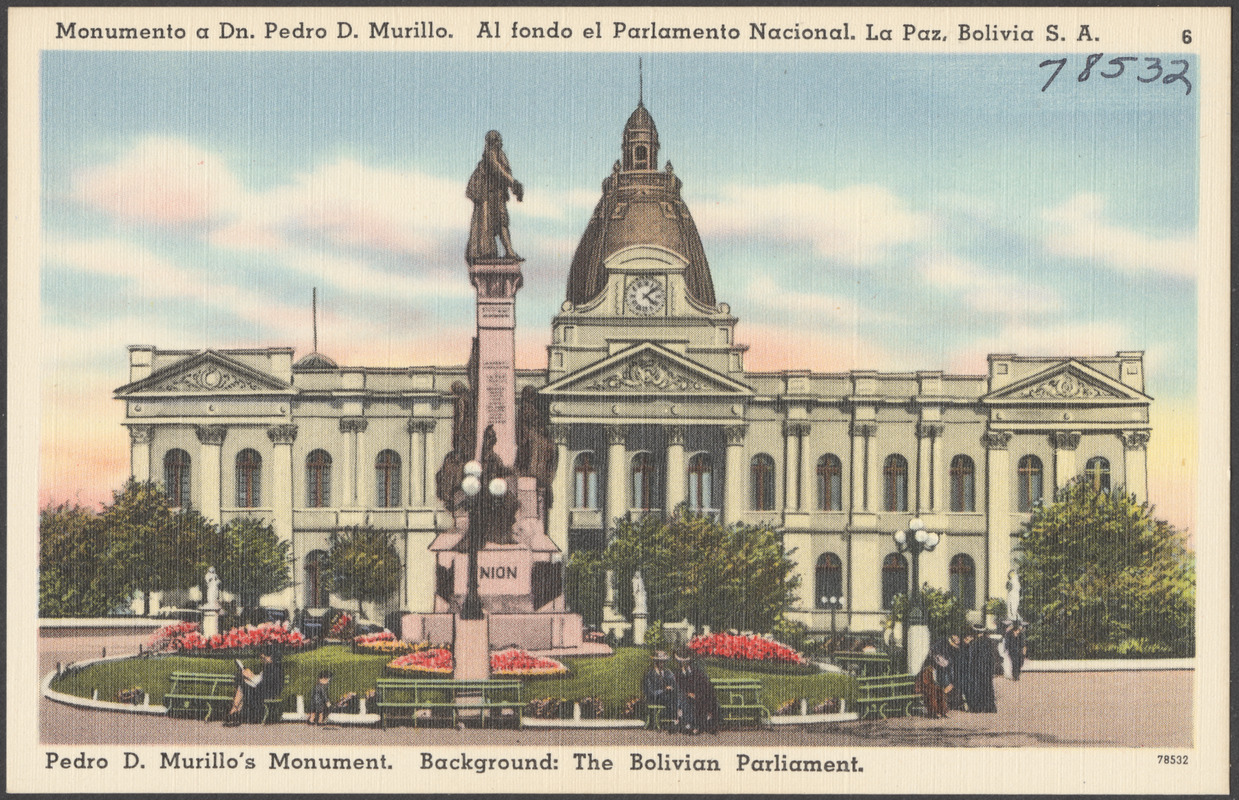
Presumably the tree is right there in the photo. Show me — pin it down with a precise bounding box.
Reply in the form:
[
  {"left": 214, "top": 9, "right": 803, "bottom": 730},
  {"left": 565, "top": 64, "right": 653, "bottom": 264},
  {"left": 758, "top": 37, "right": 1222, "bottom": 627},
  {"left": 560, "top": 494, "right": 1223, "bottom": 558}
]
[
  {"left": 325, "top": 526, "right": 402, "bottom": 617},
  {"left": 39, "top": 503, "right": 129, "bottom": 617},
  {"left": 210, "top": 517, "right": 293, "bottom": 622},
  {"left": 604, "top": 510, "right": 800, "bottom": 634},
  {"left": 563, "top": 549, "right": 606, "bottom": 628},
  {"left": 101, "top": 480, "right": 216, "bottom": 616},
  {"left": 1016, "top": 477, "right": 1195, "bottom": 658},
  {"left": 885, "top": 586, "right": 968, "bottom": 641}
]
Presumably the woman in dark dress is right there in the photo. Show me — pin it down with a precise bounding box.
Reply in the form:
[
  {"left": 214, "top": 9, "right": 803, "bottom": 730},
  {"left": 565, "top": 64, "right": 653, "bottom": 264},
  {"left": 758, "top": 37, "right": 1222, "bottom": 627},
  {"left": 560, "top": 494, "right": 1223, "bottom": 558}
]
[{"left": 962, "top": 626, "right": 997, "bottom": 712}]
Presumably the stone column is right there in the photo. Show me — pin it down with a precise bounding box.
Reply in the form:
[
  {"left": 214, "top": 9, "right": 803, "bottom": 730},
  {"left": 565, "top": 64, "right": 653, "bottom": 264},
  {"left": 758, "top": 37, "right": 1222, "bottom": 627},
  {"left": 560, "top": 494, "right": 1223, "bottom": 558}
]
[
  {"left": 916, "top": 423, "right": 943, "bottom": 513},
  {"left": 195, "top": 425, "right": 226, "bottom": 524},
  {"left": 1120, "top": 431, "right": 1150, "bottom": 502},
  {"left": 548, "top": 424, "right": 571, "bottom": 552},
  {"left": 797, "top": 423, "right": 812, "bottom": 511},
  {"left": 605, "top": 426, "right": 627, "bottom": 534},
  {"left": 931, "top": 425, "right": 946, "bottom": 513},
  {"left": 128, "top": 425, "right": 153, "bottom": 481},
  {"left": 407, "top": 419, "right": 434, "bottom": 507},
  {"left": 1050, "top": 431, "right": 1081, "bottom": 499},
  {"left": 849, "top": 422, "right": 876, "bottom": 513},
  {"left": 267, "top": 425, "right": 297, "bottom": 546},
  {"left": 782, "top": 422, "right": 800, "bottom": 512},
  {"left": 664, "top": 426, "right": 686, "bottom": 514},
  {"left": 723, "top": 425, "right": 747, "bottom": 524},
  {"left": 340, "top": 417, "right": 368, "bottom": 507},
  {"left": 983, "top": 431, "right": 1013, "bottom": 603}
]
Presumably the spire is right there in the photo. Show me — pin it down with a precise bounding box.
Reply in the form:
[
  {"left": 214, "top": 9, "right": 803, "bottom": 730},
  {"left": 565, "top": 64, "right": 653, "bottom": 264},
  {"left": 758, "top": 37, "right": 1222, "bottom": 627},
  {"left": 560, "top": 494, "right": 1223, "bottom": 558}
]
[
  {"left": 312, "top": 286, "right": 318, "bottom": 353},
  {"left": 638, "top": 57, "right": 643, "bottom": 106},
  {"left": 294, "top": 286, "right": 339, "bottom": 371}
]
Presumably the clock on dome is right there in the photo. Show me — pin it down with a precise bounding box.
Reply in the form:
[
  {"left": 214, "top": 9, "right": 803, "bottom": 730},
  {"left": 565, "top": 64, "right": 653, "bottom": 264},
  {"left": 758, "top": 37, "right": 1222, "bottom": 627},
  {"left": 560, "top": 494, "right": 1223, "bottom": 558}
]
[{"left": 625, "top": 276, "right": 666, "bottom": 315}]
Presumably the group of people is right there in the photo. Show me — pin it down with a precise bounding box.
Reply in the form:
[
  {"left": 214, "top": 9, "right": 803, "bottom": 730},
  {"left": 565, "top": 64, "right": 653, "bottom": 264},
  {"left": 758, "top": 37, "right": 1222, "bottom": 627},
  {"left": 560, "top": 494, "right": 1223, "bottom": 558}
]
[
  {"left": 642, "top": 649, "right": 720, "bottom": 735},
  {"left": 222, "top": 649, "right": 337, "bottom": 727},
  {"left": 916, "top": 622, "right": 1024, "bottom": 718}
]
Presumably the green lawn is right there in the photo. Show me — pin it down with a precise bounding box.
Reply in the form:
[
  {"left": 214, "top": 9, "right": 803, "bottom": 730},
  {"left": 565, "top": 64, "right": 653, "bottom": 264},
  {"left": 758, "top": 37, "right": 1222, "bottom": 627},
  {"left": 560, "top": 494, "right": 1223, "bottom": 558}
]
[{"left": 51, "top": 645, "right": 855, "bottom": 718}]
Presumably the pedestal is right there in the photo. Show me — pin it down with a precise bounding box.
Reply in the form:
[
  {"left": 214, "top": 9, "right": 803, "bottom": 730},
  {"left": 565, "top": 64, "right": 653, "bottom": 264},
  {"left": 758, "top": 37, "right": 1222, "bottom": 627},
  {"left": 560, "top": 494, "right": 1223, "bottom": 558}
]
[
  {"left": 633, "top": 612, "right": 648, "bottom": 645},
  {"left": 201, "top": 607, "right": 221, "bottom": 639},
  {"left": 907, "top": 623, "right": 930, "bottom": 676},
  {"left": 469, "top": 259, "right": 522, "bottom": 465},
  {"left": 454, "top": 617, "right": 491, "bottom": 679}
]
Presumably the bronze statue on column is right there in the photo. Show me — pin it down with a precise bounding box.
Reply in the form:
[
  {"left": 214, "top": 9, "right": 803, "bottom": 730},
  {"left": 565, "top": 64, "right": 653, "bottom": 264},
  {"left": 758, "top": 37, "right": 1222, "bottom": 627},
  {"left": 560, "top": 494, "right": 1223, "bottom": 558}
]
[{"left": 466, "top": 130, "right": 524, "bottom": 262}]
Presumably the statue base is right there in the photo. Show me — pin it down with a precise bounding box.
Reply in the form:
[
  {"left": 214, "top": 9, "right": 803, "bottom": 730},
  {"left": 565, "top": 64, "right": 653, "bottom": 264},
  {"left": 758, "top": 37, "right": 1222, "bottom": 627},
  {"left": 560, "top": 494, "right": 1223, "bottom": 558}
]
[
  {"left": 454, "top": 617, "right": 491, "bottom": 680},
  {"left": 201, "top": 608, "right": 220, "bottom": 639}
]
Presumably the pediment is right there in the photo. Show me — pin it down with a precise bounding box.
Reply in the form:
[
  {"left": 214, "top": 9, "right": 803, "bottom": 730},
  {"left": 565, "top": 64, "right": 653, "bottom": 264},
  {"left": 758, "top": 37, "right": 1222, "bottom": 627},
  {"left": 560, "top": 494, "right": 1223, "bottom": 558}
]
[
  {"left": 542, "top": 342, "right": 751, "bottom": 397},
  {"left": 984, "top": 361, "right": 1149, "bottom": 403},
  {"left": 116, "top": 350, "right": 295, "bottom": 396}
]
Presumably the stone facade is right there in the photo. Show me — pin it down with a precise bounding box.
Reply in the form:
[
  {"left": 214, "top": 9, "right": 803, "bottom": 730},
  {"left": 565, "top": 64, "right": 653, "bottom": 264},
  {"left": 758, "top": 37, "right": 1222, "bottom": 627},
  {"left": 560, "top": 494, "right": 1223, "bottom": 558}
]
[{"left": 115, "top": 103, "right": 1152, "bottom": 631}]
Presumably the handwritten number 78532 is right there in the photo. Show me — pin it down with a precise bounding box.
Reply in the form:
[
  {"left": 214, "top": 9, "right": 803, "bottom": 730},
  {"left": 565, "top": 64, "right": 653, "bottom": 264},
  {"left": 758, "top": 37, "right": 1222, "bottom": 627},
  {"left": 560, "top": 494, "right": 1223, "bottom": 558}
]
[{"left": 1039, "top": 55, "right": 1191, "bottom": 95}]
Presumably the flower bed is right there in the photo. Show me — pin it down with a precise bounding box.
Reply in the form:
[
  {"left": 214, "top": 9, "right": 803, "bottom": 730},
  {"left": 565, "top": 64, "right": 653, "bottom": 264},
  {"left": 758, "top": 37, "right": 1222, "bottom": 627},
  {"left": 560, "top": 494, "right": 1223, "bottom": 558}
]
[
  {"left": 358, "top": 639, "right": 429, "bottom": 656},
  {"left": 387, "top": 648, "right": 453, "bottom": 675},
  {"left": 354, "top": 630, "right": 396, "bottom": 645},
  {"left": 490, "top": 649, "right": 568, "bottom": 677},
  {"left": 687, "top": 632, "right": 806, "bottom": 664},
  {"left": 146, "top": 621, "right": 307, "bottom": 653}
]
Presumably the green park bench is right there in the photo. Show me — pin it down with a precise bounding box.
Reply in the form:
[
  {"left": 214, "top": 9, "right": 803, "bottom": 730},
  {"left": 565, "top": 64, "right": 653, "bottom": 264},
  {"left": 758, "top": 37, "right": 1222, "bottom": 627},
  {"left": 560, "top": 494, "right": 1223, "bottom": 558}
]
[
  {"left": 374, "top": 678, "right": 522, "bottom": 729},
  {"left": 855, "top": 673, "right": 922, "bottom": 719},
  {"left": 648, "top": 677, "right": 769, "bottom": 730},
  {"left": 165, "top": 671, "right": 287, "bottom": 723}
]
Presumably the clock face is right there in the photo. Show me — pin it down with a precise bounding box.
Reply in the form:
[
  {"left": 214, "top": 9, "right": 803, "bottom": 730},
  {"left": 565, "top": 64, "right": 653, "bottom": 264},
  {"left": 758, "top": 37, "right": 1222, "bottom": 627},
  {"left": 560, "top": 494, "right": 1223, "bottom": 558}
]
[{"left": 625, "top": 276, "right": 666, "bottom": 315}]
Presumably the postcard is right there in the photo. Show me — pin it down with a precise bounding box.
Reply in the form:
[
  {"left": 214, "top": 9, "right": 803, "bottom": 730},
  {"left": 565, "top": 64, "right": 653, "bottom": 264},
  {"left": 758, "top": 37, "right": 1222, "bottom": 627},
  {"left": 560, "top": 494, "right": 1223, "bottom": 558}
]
[{"left": 8, "top": 6, "right": 1229, "bottom": 795}]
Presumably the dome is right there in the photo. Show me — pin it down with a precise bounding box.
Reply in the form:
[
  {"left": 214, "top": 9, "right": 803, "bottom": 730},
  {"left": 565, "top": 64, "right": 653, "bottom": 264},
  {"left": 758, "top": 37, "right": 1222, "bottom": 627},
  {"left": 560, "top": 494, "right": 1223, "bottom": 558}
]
[
  {"left": 566, "top": 104, "right": 716, "bottom": 307},
  {"left": 292, "top": 351, "right": 339, "bottom": 371}
]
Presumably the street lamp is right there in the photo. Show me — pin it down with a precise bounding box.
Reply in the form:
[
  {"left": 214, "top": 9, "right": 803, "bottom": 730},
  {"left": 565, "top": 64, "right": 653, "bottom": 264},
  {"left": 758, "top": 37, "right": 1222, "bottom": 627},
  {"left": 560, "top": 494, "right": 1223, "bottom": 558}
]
[
  {"left": 892, "top": 518, "right": 940, "bottom": 625},
  {"left": 820, "top": 595, "right": 844, "bottom": 652},
  {"left": 459, "top": 460, "right": 508, "bottom": 620}
]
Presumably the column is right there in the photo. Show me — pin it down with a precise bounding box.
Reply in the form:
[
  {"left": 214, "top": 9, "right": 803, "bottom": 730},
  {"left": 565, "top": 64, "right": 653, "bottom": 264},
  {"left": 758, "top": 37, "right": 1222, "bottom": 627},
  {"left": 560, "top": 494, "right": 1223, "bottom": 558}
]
[
  {"left": 1050, "top": 431, "right": 1081, "bottom": 499},
  {"left": 128, "top": 425, "right": 153, "bottom": 481},
  {"left": 195, "top": 425, "right": 226, "bottom": 524},
  {"left": 664, "top": 426, "right": 686, "bottom": 513},
  {"left": 548, "top": 424, "right": 571, "bottom": 552},
  {"left": 931, "top": 426, "right": 946, "bottom": 512},
  {"left": 423, "top": 418, "right": 439, "bottom": 509},
  {"left": 782, "top": 422, "right": 800, "bottom": 511},
  {"left": 267, "top": 426, "right": 298, "bottom": 601},
  {"left": 849, "top": 422, "right": 876, "bottom": 513},
  {"left": 605, "top": 425, "right": 627, "bottom": 534},
  {"left": 723, "top": 425, "right": 747, "bottom": 525},
  {"left": 1120, "top": 431, "right": 1150, "bottom": 502},
  {"left": 983, "top": 430, "right": 1012, "bottom": 603},
  {"left": 407, "top": 419, "right": 434, "bottom": 507},
  {"left": 340, "top": 417, "right": 368, "bottom": 507},
  {"left": 798, "top": 423, "right": 812, "bottom": 511},
  {"left": 916, "top": 423, "right": 943, "bottom": 513}
]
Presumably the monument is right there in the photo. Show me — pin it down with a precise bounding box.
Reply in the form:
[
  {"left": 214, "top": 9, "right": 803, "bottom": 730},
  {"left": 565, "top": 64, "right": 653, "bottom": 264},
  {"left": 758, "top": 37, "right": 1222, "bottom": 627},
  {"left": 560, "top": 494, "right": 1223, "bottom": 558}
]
[{"left": 402, "top": 131, "right": 587, "bottom": 675}]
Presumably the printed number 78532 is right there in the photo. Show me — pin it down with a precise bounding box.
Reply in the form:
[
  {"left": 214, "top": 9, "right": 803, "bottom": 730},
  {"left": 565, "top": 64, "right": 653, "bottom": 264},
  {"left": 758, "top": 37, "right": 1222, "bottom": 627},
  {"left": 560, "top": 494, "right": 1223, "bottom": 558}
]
[{"left": 1157, "top": 755, "right": 1189, "bottom": 765}]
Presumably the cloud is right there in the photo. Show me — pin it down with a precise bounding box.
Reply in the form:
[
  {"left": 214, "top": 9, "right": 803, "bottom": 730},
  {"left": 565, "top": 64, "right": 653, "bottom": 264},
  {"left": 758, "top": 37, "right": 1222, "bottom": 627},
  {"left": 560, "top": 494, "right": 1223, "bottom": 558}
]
[
  {"left": 72, "top": 136, "right": 246, "bottom": 225},
  {"left": 694, "top": 183, "right": 929, "bottom": 264},
  {"left": 919, "top": 253, "right": 1062, "bottom": 316},
  {"left": 1041, "top": 193, "right": 1196, "bottom": 277}
]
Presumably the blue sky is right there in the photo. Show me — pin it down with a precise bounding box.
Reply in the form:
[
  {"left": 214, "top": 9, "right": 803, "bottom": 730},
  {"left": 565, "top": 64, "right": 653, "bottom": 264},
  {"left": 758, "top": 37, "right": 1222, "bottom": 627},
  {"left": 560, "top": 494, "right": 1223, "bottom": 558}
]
[{"left": 40, "top": 51, "right": 1199, "bottom": 524}]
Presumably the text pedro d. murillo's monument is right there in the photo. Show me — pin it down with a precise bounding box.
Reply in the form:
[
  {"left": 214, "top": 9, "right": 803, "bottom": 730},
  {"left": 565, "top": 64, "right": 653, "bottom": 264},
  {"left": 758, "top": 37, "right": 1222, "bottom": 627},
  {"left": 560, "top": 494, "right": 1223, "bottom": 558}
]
[{"left": 402, "top": 131, "right": 586, "bottom": 679}]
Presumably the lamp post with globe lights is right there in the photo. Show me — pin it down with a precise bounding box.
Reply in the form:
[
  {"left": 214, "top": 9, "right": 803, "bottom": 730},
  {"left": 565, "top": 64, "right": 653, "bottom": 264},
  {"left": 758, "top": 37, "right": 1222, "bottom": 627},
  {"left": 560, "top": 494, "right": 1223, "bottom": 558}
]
[
  {"left": 459, "top": 459, "right": 508, "bottom": 621},
  {"left": 893, "top": 517, "right": 940, "bottom": 671},
  {"left": 820, "top": 594, "right": 844, "bottom": 654}
]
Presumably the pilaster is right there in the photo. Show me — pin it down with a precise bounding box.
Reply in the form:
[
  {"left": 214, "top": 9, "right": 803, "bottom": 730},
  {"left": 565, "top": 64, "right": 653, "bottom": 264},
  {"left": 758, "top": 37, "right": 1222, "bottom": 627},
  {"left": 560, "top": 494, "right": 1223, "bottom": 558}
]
[
  {"left": 605, "top": 425, "right": 627, "bottom": 534},
  {"left": 340, "top": 417, "right": 368, "bottom": 507},
  {"left": 195, "top": 425, "right": 226, "bottom": 523},
  {"left": 1050, "top": 431, "right": 1081, "bottom": 498},
  {"left": 408, "top": 419, "right": 435, "bottom": 507},
  {"left": 723, "top": 424, "right": 747, "bottom": 524},
  {"left": 128, "top": 425, "right": 153, "bottom": 482},
  {"left": 983, "top": 430, "right": 1012, "bottom": 602},
  {"left": 548, "top": 424, "right": 571, "bottom": 552},
  {"left": 1119, "top": 430, "right": 1150, "bottom": 502},
  {"left": 664, "top": 426, "right": 686, "bottom": 513}
]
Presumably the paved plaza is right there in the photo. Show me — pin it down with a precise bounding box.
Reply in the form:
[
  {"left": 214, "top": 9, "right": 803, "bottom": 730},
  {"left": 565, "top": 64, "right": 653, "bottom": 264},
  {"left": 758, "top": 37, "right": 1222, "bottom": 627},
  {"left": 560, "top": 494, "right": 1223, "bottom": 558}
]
[{"left": 40, "top": 632, "right": 1192, "bottom": 748}]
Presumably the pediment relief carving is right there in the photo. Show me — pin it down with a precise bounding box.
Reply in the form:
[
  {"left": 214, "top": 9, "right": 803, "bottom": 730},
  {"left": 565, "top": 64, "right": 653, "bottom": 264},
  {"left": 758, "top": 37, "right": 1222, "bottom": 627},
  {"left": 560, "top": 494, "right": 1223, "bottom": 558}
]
[
  {"left": 154, "top": 366, "right": 265, "bottom": 393},
  {"left": 583, "top": 353, "right": 708, "bottom": 393},
  {"left": 1011, "top": 372, "right": 1115, "bottom": 400}
]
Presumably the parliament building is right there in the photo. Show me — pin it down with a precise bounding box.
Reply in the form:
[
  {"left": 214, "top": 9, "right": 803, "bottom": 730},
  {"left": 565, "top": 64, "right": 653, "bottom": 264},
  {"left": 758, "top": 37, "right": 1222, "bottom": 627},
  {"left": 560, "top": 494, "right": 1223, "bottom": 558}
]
[{"left": 115, "top": 102, "right": 1153, "bottom": 632}]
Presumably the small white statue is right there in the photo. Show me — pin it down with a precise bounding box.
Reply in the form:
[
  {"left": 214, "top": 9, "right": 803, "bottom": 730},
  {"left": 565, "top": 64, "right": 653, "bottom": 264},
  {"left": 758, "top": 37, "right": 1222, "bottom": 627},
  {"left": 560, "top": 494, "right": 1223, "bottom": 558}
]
[
  {"left": 632, "top": 570, "right": 648, "bottom": 616},
  {"left": 203, "top": 566, "right": 221, "bottom": 609},
  {"left": 1006, "top": 569, "right": 1021, "bottom": 621}
]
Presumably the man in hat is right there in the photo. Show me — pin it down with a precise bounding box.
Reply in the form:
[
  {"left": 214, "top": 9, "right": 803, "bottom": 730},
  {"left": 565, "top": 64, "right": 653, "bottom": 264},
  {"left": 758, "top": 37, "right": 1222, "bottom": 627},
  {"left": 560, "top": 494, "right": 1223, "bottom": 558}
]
[
  {"left": 915, "top": 653, "right": 953, "bottom": 718},
  {"left": 961, "top": 624, "right": 997, "bottom": 712},
  {"left": 1003, "top": 620, "right": 1027, "bottom": 681},
  {"left": 931, "top": 633, "right": 967, "bottom": 710},
  {"left": 641, "top": 650, "right": 678, "bottom": 730},
  {"left": 673, "top": 649, "right": 720, "bottom": 735}
]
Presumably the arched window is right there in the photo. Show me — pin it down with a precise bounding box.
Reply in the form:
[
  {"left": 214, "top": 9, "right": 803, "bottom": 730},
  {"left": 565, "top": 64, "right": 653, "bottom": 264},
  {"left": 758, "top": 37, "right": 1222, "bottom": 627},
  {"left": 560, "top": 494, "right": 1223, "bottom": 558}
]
[
  {"left": 815, "top": 553, "right": 843, "bottom": 609},
  {"left": 949, "top": 455, "right": 976, "bottom": 512},
  {"left": 687, "top": 453, "right": 714, "bottom": 512},
  {"left": 633, "top": 144, "right": 649, "bottom": 168},
  {"left": 883, "top": 454, "right": 909, "bottom": 512},
  {"left": 164, "top": 449, "right": 191, "bottom": 508},
  {"left": 630, "top": 452, "right": 659, "bottom": 510},
  {"left": 304, "top": 550, "right": 329, "bottom": 608},
  {"left": 750, "top": 454, "right": 776, "bottom": 511},
  {"left": 235, "top": 449, "right": 262, "bottom": 507},
  {"left": 950, "top": 554, "right": 977, "bottom": 610},
  {"left": 375, "top": 450, "right": 402, "bottom": 507},
  {"left": 1085, "top": 456, "right": 1111, "bottom": 493},
  {"left": 881, "top": 553, "right": 909, "bottom": 609},
  {"left": 573, "top": 452, "right": 598, "bottom": 509},
  {"left": 306, "top": 450, "right": 332, "bottom": 508},
  {"left": 817, "top": 454, "right": 843, "bottom": 511},
  {"left": 1018, "top": 455, "right": 1044, "bottom": 511}
]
